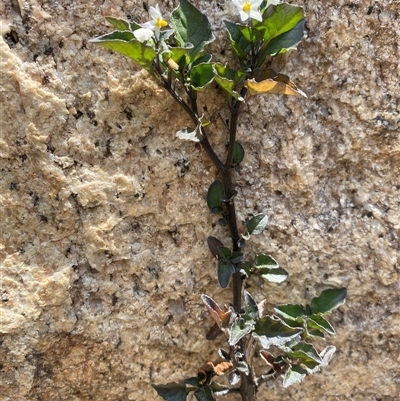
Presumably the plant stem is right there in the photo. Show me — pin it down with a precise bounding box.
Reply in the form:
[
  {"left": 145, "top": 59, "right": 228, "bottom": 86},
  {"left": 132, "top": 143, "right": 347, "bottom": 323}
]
[{"left": 161, "top": 74, "right": 257, "bottom": 400}]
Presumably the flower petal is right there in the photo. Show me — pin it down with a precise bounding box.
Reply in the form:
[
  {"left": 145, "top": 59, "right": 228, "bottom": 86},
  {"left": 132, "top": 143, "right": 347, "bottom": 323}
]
[{"left": 133, "top": 28, "right": 154, "bottom": 42}]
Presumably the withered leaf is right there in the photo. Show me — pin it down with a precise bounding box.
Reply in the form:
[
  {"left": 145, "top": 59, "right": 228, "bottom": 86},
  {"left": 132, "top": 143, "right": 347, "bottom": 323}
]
[{"left": 245, "top": 68, "right": 307, "bottom": 98}]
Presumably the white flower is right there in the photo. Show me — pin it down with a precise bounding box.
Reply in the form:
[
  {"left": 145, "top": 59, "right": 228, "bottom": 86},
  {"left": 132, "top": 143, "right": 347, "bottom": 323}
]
[
  {"left": 232, "top": 0, "right": 263, "bottom": 22},
  {"left": 133, "top": 27, "right": 154, "bottom": 43},
  {"left": 142, "top": 4, "right": 168, "bottom": 39}
]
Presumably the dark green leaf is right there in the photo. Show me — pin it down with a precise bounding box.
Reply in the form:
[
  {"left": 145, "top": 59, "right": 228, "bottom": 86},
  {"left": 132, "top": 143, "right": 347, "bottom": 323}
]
[
  {"left": 259, "top": 267, "right": 288, "bottom": 283},
  {"left": 190, "top": 62, "right": 214, "bottom": 90},
  {"left": 190, "top": 53, "right": 212, "bottom": 68},
  {"left": 238, "top": 262, "right": 252, "bottom": 278},
  {"left": 217, "top": 246, "right": 232, "bottom": 261},
  {"left": 306, "top": 328, "right": 325, "bottom": 339},
  {"left": 90, "top": 31, "right": 156, "bottom": 71},
  {"left": 246, "top": 214, "right": 268, "bottom": 235},
  {"left": 183, "top": 377, "right": 201, "bottom": 388},
  {"left": 218, "top": 218, "right": 227, "bottom": 227},
  {"left": 254, "top": 315, "right": 302, "bottom": 348},
  {"left": 300, "top": 359, "right": 321, "bottom": 372},
  {"left": 170, "top": 0, "right": 215, "bottom": 59},
  {"left": 274, "top": 304, "right": 306, "bottom": 321},
  {"left": 152, "top": 383, "right": 187, "bottom": 401},
  {"left": 207, "top": 180, "right": 224, "bottom": 214},
  {"left": 255, "top": 254, "right": 278, "bottom": 268},
  {"left": 283, "top": 365, "right": 307, "bottom": 388},
  {"left": 286, "top": 341, "right": 322, "bottom": 364},
  {"left": 311, "top": 288, "right": 347, "bottom": 314},
  {"left": 224, "top": 20, "right": 251, "bottom": 61},
  {"left": 217, "top": 260, "right": 236, "bottom": 288},
  {"left": 229, "top": 317, "right": 254, "bottom": 345},
  {"left": 194, "top": 386, "right": 215, "bottom": 401},
  {"left": 262, "top": 19, "right": 305, "bottom": 56},
  {"left": 244, "top": 291, "right": 259, "bottom": 320},
  {"left": 230, "top": 251, "right": 244, "bottom": 264},
  {"left": 233, "top": 142, "right": 245, "bottom": 165},
  {"left": 308, "top": 314, "right": 335, "bottom": 335}
]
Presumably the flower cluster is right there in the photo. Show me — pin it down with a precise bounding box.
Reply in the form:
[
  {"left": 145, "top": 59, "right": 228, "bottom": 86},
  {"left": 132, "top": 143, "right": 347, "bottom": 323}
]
[
  {"left": 134, "top": 1, "right": 282, "bottom": 43},
  {"left": 134, "top": 4, "right": 168, "bottom": 42}
]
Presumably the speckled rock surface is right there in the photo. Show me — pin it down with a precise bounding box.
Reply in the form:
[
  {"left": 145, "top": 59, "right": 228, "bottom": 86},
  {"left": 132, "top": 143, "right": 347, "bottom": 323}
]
[{"left": 0, "top": 1, "right": 399, "bottom": 400}]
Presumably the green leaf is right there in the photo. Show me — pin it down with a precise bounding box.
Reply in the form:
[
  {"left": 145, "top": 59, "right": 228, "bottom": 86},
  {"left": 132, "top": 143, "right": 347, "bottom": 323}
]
[
  {"left": 207, "top": 180, "right": 224, "bottom": 214},
  {"left": 255, "top": 254, "right": 278, "bottom": 268},
  {"left": 170, "top": 0, "right": 215, "bottom": 59},
  {"left": 306, "top": 328, "right": 325, "bottom": 339},
  {"left": 190, "top": 62, "right": 214, "bottom": 90},
  {"left": 259, "top": 266, "right": 288, "bottom": 283},
  {"left": 213, "top": 63, "right": 246, "bottom": 100},
  {"left": 105, "top": 17, "right": 130, "bottom": 31},
  {"left": 224, "top": 20, "right": 251, "bottom": 61},
  {"left": 311, "top": 288, "right": 347, "bottom": 314},
  {"left": 286, "top": 341, "right": 322, "bottom": 364},
  {"left": 233, "top": 142, "right": 245, "bottom": 165},
  {"left": 256, "top": 3, "right": 305, "bottom": 42},
  {"left": 229, "top": 317, "right": 254, "bottom": 345},
  {"left": 308, "top": 314, "right": 335, "bottom": 335},
  {"left": 262, "top": 19, "right": 305, "bottom": 56},
  {"left": 246, "top": 213, "right": 268, "bottom": 235},
  {"left": 274, "top": 304, "right": 306, "bottom": 321},
  {"left": 217, "top": 260, "right": 236, "bottom": 288},
  {"left": 90, "top": 31, "right": 156, "bottom": 71},
  {"left": 254, "top": 315, "right": 302, "bottom": 348},
  {"left": 152, "top": 383, "right": 188, "bottom": 401},
  {"left": 162, "top": 45, "right": 192, "bottom": 67},
  {"left": 237, "top": 24, "right": 263, "bottom": 43},
  {"left": 190, "top": 53, "right": 212, "bottom": 68},
  {"left": 283, "top": 365, "right": 307, "bottom": 388},
  {"left": 194, "top": 386, "right": 215, "bottom": 401},
  {"left": 244, "top": 291, "right": 259, "bottom": 320}
]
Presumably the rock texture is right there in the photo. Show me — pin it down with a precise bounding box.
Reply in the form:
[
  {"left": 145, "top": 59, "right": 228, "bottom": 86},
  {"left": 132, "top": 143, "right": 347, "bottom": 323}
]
[{"left": 0, "top": 0, "right": 399, "bottom": 400}]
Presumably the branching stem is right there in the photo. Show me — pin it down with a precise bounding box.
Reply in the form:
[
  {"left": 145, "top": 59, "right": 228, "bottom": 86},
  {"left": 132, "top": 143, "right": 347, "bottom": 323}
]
[{"left": 159, "top": 70, "right": 257, "bottom": 401}]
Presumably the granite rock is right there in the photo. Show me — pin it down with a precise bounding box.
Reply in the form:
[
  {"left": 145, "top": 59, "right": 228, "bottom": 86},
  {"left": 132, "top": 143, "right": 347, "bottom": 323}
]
[{"left": 0, "top": 1, "right": 399, "bottom": 400}]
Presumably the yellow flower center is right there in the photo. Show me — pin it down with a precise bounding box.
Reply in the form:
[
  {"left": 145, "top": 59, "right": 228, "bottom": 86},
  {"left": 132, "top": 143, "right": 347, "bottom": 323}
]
[
  {"left": 156, "top": 18, "right": 168, "bottom": 28},
  {"left": 243, "top": 2, "right": 251, "bottom": 13}
]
